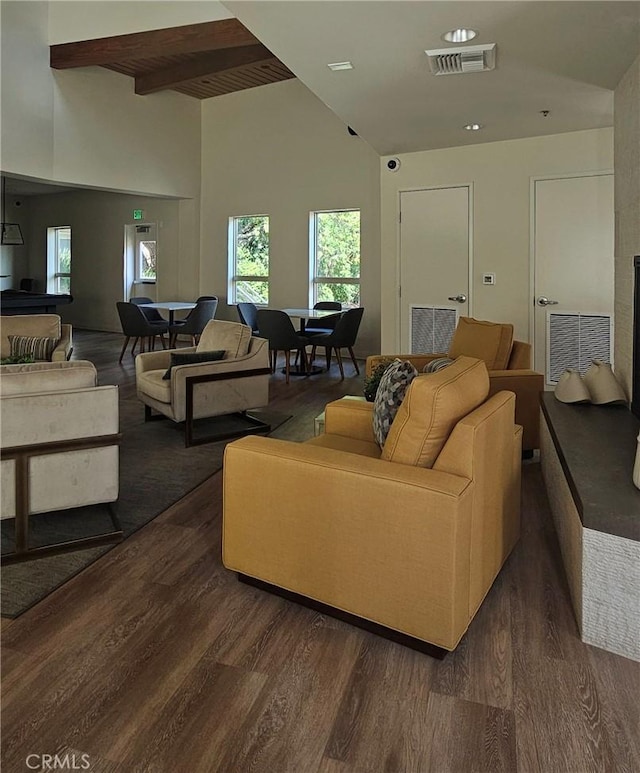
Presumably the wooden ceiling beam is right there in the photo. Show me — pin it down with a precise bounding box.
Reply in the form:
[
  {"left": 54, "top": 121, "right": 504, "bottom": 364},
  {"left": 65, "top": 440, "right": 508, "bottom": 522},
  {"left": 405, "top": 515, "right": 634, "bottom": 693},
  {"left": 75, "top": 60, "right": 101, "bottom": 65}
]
[
  {"left": 50, "top": 19, "right": 259, "bottom": 69},
  {"left": 134, "top": 44, "right": 274, "bottom": 95}
]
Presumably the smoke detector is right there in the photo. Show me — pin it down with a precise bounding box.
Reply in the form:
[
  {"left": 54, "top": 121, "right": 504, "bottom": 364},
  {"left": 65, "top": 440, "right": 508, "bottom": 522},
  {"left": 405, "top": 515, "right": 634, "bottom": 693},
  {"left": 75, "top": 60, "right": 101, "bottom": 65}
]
[{"left": 425, "top": 43, "right": 496, "bottom": 75}]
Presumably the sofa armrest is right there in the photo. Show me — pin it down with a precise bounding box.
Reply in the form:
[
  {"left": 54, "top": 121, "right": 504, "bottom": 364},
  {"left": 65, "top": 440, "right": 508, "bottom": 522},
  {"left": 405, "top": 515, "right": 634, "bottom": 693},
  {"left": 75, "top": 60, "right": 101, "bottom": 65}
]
[
  {"left": 223, "top": 435, "right": 473, "bottom": 648},
  {"left": 135, "top": 347, "right": 196, "bottom": 376},
  {"left": 488, "top": 369, "right": 543, "bottom": 451},
  {"left": 324, "top": 398, "right": 376, "bottom": 443},
  {"left": 365, "top": 353, "right": 447, "bottom": 377},
  {"left": 51, "top": 324, "right": 73, "bottom": 361}
]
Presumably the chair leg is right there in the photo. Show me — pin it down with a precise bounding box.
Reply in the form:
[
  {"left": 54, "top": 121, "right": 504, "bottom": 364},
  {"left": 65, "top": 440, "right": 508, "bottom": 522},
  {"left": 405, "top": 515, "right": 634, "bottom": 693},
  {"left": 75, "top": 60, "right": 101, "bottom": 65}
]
[
  {"left": 160, "top": 334, "right": 167, "bottom": 350},
  {"left": 285, "top": 351, "right": 291, "bottom": 384},
  {"left": 131, "top": 337, "right": 139, "bottom": 356},
  {"left": 325, "top": 346, "right": 332, "bottom": 369},
  {"left": 310, "top": 345, "right": 317, "bottom": 366},
  {"left": 151, "top": 336, "right": 156, "bottom": 351},
  {"left": 119, "top": 336, "right": 130, "bottom": 363},
  {"left": 335, "top": 348, "right": 345, "bottom": 380},
  {"left": 348, "top": 346, "right": 360, "bottom": 375}
]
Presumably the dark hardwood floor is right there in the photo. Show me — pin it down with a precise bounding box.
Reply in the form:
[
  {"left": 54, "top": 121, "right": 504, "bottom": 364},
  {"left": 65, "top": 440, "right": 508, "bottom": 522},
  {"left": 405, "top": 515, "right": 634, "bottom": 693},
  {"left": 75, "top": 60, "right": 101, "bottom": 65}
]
[{"left": 2, "top": 331, "right": 639, "bottom": 773}]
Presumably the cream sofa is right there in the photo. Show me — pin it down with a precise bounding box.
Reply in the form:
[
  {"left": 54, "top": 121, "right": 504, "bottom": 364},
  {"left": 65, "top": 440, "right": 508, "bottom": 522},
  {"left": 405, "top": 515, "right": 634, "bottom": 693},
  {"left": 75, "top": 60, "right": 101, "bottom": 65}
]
[
  {"left": 223, "top": 356, "right": 522, "bottom": 653},
  {"left": 0, "top": 314, "right": 73, "bottom": 361},
  {"left": 0, "top": 360, "right": 120, "bottom": 559}
]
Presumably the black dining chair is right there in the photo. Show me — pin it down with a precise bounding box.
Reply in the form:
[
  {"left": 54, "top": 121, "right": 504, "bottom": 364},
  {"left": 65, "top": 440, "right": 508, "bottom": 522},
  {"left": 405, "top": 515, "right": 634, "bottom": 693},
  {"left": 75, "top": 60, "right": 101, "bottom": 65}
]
[
  {"left": 168, "top": 297, "right": 218, "bottom": 347},
  {"left": 309, "top": 306, "right": 364, "bottom": 380},
  {"left": 256, "top": 309, "right": 311, "bottom": 384},
  {"left": 237, "top": 302, "right": 260, "bottom": 333},
  {"left": 130, "top": 296, "right": 166, "bottom": 323},
  {"left": 116, "top": 301, "right": 169, "bottom": 363},
  {"left": 304, "top": 301, "right": 343, "bottom": 336}
]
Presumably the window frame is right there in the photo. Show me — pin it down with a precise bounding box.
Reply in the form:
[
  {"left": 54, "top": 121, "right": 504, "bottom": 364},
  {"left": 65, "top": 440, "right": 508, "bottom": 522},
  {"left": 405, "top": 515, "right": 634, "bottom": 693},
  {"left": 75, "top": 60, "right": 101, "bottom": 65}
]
[
  {"left": 309, "top": 208, "right": 361, "bottom": 308},
  {"left": 46, "top": 225, "right": 71, "bottom": 294},
  {"left": 227, "top": 214, "right": 270, "bottom": 306},
  {"left": 134, "top": 223, "right": 157, "bottom": 284}
]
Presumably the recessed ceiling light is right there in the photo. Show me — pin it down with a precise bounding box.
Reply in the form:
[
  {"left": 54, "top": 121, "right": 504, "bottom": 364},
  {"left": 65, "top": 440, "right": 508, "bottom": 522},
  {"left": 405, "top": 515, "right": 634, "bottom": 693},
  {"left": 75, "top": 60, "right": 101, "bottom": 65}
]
[
  {"left": 464, "top": 123, "right": 483, "bottom": 131},
  {"left": 442, "top": 28, "right": 478, "bottom": 44},
  {"left": 327, "top": 61, "right": 353, "bottom": 71}
]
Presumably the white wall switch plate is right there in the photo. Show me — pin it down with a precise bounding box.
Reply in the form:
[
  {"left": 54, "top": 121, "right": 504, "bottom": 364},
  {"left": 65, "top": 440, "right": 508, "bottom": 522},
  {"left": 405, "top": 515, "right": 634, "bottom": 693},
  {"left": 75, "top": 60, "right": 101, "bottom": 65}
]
[{"left": 482, "top": 273, "right": 496, "bottom": 285}]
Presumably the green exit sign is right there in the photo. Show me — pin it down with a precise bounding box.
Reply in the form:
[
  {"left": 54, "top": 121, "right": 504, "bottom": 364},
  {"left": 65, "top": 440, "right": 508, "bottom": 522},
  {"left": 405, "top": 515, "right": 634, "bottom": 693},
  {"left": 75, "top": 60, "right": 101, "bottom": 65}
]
[{"left": 133, "top": 209, "right": 144, "bottom": 220}]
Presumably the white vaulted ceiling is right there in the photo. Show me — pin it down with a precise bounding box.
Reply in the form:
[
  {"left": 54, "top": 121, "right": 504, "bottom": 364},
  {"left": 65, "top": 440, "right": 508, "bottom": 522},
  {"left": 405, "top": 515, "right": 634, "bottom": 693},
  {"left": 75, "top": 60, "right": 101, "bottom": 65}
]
[{"left": 223, "top": 1, "right": 640, "bottom": 154}]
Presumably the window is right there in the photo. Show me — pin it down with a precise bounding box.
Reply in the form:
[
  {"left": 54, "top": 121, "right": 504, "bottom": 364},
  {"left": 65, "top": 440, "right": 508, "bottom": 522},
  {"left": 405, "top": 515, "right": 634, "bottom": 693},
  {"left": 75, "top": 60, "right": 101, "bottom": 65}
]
[
  {"left": 228, "top": 215, "right": 269, "bottom": 304},
  {"left": 47, "top": 226, "right": 71, "bottom": 293},
  {"left": 310, "top": 210, "right": 360, "bottom": 307},
  {"left": 135, "top": 224, "right": 157, "bottom": 282}
]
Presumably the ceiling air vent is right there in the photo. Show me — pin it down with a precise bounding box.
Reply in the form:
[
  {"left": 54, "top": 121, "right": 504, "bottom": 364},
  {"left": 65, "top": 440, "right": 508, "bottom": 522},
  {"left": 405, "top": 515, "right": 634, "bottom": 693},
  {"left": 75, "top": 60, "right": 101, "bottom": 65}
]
[{"left": 425, "top": 43, "right": 496, "bottom": 75}]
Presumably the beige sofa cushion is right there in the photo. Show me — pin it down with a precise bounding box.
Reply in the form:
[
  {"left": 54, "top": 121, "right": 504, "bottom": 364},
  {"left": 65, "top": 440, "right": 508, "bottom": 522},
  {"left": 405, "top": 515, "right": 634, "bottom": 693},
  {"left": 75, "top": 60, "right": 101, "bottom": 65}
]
[
  {"left": 197, "top": 320, "right": 251, "bottom": 359},
  {"left": 0, "top": 314, "right": 61, "bottom": 358},
  {"left": 137, "top": 369, "right": 171, "bottom": 403},
  {"left": 0, "top": 360, "right": 97, "bottom": 396},
  {"left": 448, "top": 316, "right": 513, "bottom": 370},
  {"left": 381, "top": 356, "right": 490, "bottom": 468}
]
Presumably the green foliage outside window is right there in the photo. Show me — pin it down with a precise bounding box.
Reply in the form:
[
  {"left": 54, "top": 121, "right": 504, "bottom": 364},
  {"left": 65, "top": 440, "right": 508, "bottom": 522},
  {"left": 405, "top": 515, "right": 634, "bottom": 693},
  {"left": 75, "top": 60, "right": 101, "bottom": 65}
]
[
  {"left": 315, "top": 210, "right": 360, "bottom": 306},
  {"left": 235, "top": 215, "right": 269, "bottom": 304}
]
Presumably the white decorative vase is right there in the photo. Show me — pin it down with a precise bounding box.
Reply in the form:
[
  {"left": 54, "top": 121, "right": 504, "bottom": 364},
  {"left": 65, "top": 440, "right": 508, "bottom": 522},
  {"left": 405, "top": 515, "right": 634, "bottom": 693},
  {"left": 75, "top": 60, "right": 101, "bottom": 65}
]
[
  {"left": 554, "top": 369, "right": 591, "bottom": 404},
  {"left": 583, "top": 360, "right": 627, "bottom": 405},
  {"left": 633, "top": 433, "right": 640, "bottom": 490}
]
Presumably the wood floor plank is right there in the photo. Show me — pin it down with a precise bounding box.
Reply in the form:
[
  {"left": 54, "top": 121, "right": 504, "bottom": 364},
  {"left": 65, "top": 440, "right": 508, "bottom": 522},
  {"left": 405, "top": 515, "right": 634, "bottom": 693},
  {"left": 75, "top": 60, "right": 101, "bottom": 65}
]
[
  {"left": 214, "top": 626, "right": 362, "bottom": 773},
  {"left": 423, "top": 693, "right": 516, "bottom": 773},
  {"left": 431, "top": 568, "right": 513, "bottom": 710},
  {"left": 325, "top": 638, "right": 435, "bottom": 772}
]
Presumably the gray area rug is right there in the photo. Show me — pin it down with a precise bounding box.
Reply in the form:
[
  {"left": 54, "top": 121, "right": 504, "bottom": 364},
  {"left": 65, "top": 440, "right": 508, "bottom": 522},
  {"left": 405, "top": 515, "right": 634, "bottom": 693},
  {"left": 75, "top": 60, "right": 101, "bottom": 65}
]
[{"left": 1, "top": 396, "right": 290, "bottom": 617}]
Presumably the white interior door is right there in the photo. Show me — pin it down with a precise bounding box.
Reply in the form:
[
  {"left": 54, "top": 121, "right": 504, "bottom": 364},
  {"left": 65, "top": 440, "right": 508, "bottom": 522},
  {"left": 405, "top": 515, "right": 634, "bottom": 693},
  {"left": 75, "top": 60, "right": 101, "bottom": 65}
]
[
  {"left": 533, "top": 174, "right": 614, "bottom": 383},
  {"left": 399, "top": 186, "right": 470, "bottom": 352}
]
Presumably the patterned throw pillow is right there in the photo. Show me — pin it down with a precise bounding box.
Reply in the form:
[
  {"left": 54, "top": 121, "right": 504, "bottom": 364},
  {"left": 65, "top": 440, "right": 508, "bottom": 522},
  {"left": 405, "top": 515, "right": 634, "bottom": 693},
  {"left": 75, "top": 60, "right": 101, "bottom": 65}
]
[
  {"left": 423, "top": 357, "right": 455, "bottom": 373},
  {"left": 8, "top": 335, "right": 59, "bottom": 361},
  {"left": 162, "top": 349, "right": 226, "bottom": 379},
  {"left": 372, "top": 359, "right": 418, "bottom": 446}
]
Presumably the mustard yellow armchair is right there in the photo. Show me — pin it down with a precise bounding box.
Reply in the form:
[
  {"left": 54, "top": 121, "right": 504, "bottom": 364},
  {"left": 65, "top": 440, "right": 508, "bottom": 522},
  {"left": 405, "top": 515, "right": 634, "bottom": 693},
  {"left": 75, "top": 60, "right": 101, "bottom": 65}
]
[
  {"left": 223, "top": 356, "right": 522, "bottom": 654},
  {"left": 366, "top": 316, "right": 543, "bottom": 453}
]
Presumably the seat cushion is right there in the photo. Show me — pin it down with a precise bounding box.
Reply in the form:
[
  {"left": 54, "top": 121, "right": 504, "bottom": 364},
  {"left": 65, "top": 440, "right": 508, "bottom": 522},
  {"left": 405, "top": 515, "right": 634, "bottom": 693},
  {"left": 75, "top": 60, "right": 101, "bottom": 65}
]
[
  {"left": 448, "top": 317, "right": 513, "bottom": 370},
  {"left": 0, "top": 360, "right": 97, "bottom": 396},
  {"left": 137, "top": 369, "right": 171, "bottom": 403},
  {"left": 305, "top": 433, "right": 382, "bottom": 459},
  {"left": 382, "top": 356, "right": 490, "bottom": 468},
  {"left": 372, "top": 359, "right": 418, "bottom": 446},
  {"left": 197, "top": 320, "right": 251, "bottom": 359}
]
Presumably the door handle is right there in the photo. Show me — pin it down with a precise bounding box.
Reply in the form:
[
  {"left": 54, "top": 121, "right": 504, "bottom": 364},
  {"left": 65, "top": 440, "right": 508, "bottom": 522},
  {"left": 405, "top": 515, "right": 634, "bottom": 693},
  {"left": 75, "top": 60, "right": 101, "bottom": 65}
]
[
  {"left": 537, "top": 296, "right": 559, "bottom": 306},
  {"left": 447, "top": 294, "right": 467, "bottom": 303}
]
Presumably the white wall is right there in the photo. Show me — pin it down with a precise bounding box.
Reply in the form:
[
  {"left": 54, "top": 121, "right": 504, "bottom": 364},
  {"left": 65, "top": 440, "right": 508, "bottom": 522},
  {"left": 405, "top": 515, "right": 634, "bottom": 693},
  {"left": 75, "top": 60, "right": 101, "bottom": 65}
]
[
  {"left": 200, "top": 79, "right": 381, "bottom": 356},
  {"left": 48, "top": 1, "right": 230, "bottom": 43},
  {"left": 380, "top": 128, "right": 614, "bottom": 350},
  {"left": 614, "top": 53, "right": 640, "bottom": 401},
  {"left": 26, "top": 190, "right": 182, "bottom": 331}
]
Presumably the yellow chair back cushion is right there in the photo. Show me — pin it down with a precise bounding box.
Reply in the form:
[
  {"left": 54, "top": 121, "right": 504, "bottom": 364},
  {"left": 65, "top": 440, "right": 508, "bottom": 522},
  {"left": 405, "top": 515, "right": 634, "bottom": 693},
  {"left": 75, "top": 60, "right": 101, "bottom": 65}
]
[
  {"left": 448, "top": 316, "right": 513, "bottom": 370},
  {"left": 381, "top": 356, "right": 489, "bottom": 467}
]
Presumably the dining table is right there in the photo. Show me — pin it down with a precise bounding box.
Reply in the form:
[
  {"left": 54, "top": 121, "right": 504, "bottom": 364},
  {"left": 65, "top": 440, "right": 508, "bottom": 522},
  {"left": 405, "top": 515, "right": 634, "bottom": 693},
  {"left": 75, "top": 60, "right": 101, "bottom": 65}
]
[
  {"left": 280, "top": 307, "right": 342, "bottom": 375},
  {"left": 139, "top": 301, "right": 196, "bottom": 325}
]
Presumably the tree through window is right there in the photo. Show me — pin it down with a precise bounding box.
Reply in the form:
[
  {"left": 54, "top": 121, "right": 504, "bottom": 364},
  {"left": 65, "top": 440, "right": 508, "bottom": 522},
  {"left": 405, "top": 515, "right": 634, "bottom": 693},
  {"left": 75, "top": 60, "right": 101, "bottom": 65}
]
[
  {"left": 229, "top": 215, "right": 269, "bottom": 304},
  {"left": 311, "top": 210, "right": 360, "bottom": 307}
]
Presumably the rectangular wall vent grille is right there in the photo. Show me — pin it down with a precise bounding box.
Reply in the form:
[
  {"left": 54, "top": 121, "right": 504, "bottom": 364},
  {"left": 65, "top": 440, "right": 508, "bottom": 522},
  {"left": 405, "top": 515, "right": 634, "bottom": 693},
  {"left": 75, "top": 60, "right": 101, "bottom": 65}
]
[
  {"left": 547, "top": 312, "right": 612, "bottom": 384},
  {"left": 410, "top": 306, "right": 457, "bottom": 354}
]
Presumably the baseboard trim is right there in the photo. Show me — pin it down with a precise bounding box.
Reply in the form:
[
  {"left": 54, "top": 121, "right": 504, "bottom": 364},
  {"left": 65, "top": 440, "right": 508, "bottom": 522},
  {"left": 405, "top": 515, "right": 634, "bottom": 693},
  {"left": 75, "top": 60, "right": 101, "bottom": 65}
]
[{"left": 238, "top": 573, "right": 448, "bottom": 659}]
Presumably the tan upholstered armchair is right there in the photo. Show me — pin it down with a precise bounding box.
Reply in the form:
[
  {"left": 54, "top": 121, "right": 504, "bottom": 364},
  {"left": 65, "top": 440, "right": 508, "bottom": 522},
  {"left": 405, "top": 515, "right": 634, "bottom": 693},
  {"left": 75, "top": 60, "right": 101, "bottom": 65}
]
[
  {"left": 135, "top": 319, "right": 271, "bottom": 446},
  {"left": 223, "top": 356, "right": 522, "bottom": 653},
  {"left": 366, "top": 316, "right": 543, "bottom": 453},
  {"left": 0, "top": 314, "right": 73, "bottom": 362}
]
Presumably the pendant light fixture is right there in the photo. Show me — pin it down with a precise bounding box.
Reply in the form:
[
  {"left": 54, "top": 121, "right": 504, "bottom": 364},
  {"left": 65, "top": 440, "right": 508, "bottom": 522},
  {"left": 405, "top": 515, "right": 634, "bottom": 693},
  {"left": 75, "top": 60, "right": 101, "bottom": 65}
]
[{"left": 1, "top": 175, "right": 24, "bottom": 245}]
